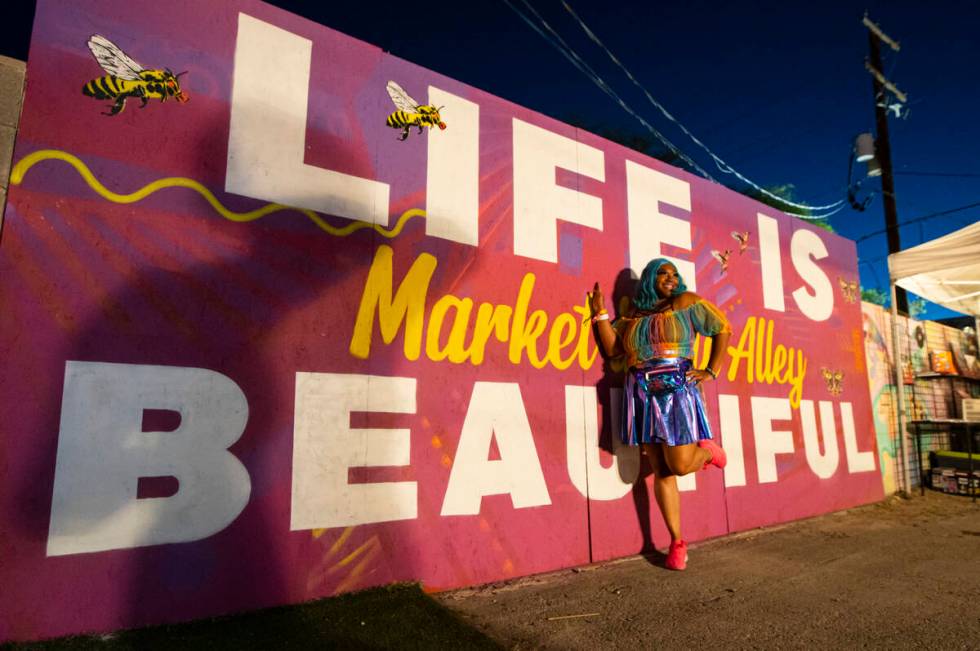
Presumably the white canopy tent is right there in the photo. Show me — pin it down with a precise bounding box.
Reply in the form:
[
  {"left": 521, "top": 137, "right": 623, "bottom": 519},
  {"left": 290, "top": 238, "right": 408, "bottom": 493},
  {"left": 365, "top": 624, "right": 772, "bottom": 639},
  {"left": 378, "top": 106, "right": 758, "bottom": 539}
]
[
  {"left": 886, "top": 219, "right": 980, "bottom": 493},
  {"left": 888, "top": 220, "right": 980, "bottom": 317}
]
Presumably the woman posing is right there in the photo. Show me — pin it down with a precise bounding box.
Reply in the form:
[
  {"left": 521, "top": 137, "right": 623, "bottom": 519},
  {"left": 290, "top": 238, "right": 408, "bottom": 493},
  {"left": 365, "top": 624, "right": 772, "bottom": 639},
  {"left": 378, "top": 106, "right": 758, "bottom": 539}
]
[{"left": 588, "top": 258, "right": 732, "bottom": 571}]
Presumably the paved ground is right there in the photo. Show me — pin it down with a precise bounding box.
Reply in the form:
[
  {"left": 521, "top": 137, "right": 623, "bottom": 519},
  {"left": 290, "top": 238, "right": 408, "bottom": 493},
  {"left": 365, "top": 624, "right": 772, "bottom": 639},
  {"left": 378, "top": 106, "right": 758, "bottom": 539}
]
[
  {"left": 438, "top": 491, "right": 980, "bottom": 650},
  {"left": 12, "top": 490, "right": 980, "bottom": 650}
]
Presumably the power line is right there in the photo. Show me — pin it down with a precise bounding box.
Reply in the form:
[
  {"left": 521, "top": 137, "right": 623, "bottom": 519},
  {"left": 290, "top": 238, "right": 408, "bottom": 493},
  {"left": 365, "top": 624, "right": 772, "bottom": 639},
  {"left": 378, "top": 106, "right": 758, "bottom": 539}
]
[
  {"left": 503, "top": 0, "right": 845, "bottom": 219},
  {"left": 859, "top": 258, "right": 886, "bottom": 289},
  {"left": 854, "top": 200, "right": 980, "bottom": 243},
  {"left": 558, "top": 0, "right": 847, "bottom": 215},
  {"left": 895, "top": 171, "right": 980, "bottom": 178},
  {"left": 501, "top": 0, "right": 713, "bottom": 179}
]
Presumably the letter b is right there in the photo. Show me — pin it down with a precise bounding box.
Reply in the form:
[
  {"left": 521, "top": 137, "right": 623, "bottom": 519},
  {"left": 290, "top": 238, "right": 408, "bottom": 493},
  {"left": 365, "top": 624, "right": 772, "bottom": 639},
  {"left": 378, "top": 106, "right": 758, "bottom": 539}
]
[{"left": 47, "top": 362, "right": 251, "bottom": 556}]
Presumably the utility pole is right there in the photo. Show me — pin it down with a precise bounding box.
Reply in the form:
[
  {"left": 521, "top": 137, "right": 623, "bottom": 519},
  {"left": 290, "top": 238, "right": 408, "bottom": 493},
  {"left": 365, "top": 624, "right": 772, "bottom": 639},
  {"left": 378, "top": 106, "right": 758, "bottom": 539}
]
[{"left": 864, "top": 15, "right": 909, "bottom": 314}]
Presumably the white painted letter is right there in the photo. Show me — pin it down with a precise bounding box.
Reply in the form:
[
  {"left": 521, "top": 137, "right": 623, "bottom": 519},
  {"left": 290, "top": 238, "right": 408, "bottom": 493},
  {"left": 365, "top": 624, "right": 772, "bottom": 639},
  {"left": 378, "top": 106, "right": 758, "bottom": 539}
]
[
  {"left": 512, "top": 119, "right": 604, "bottom": 263},
  {"left": 47, "top": 362, "right": 250, "bottom": 556},
  {"left": 751, "top": 396, "right": 794, "bottom": 484},
  {"left": 426, "top": 87, "right": 479, "bottom": 245},
  {"left": 718, "top": 394, "right": 747, "bottom": 487},
  {"left": 800, "top": 400, "right": 840, "bottom": 479},
  {"left": 227, "top": 13, "right": 389, "bottom": 224},
  {"left": 841, "top": 402, "right": 876, "bottom": 473},
  {"left": 565, "top": 386, "right": 635, "bottom": 500},
  {"left": 291, "top": 372, "right": 417, "bottom": 530},
  {"left": 442, "top": 382, "right": 551, "bottom": 515},
  {"left": 757, "top": 213, "right": 785, "bottom": 312},
  {"left": 626, "top": 161, "right": 696, "bottom": 289},
  {"left": 790, "top": 228, "right": 834, "bottom": 321}
]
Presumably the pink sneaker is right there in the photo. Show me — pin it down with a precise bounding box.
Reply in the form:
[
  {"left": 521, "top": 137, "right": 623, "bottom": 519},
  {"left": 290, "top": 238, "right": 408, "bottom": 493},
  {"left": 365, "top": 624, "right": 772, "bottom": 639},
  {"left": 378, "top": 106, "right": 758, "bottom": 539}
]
[
  {"left": 699, "top": 439, "right": 727, "bottom": 469},
  {"left": 665, "top": 539, "right": 688, "bottom": 571}
]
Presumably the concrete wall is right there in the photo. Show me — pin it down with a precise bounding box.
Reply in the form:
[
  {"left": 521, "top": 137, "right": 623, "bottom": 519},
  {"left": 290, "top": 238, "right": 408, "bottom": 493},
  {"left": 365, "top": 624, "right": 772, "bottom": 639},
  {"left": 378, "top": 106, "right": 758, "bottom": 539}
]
[{"left": 0, "top": 55, "right": 25, "bottom": 230}]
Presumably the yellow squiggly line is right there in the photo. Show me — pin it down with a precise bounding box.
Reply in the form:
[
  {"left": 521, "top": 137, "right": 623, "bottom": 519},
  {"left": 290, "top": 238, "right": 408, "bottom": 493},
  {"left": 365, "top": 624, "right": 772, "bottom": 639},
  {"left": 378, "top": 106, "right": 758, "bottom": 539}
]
[{"left": 10, "top": 149, "right": 424, "bottom": 239}]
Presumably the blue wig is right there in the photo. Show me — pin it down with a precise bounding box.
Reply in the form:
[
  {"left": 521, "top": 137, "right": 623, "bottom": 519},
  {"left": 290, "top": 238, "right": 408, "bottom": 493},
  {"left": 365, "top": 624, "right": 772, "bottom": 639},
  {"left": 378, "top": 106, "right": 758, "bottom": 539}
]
[{"left": 634, "top": 258, "right": 688, "bottom": 310}]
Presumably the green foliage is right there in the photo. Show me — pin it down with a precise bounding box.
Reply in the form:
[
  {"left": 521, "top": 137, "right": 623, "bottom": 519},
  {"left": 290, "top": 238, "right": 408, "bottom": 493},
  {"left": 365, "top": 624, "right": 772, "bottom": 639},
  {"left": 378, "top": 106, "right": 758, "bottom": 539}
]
[
  {"left": 560, "top": 119, "right": 834, "bottom": 233},
  {"left": 809, "top": 218, "right": 835, "bottom": 232},
  {"left": 909, "top": 298, "right": 927, "bottom": 318},
  {"left": 860, "top": 288, "right": 928, "bottom": 318},
  {"left": 740, "top": 184, "right": 836, "bottom": 232},
  {"left": 861, "top": 288, "right": 889, "bottom": 306}
]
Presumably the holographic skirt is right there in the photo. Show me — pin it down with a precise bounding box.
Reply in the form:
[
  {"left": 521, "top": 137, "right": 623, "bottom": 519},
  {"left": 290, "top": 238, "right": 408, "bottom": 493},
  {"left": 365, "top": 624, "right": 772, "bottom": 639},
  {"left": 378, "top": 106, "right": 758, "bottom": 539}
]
[{"left": 621, "top": 357, "right": 714, "bottom": 447}]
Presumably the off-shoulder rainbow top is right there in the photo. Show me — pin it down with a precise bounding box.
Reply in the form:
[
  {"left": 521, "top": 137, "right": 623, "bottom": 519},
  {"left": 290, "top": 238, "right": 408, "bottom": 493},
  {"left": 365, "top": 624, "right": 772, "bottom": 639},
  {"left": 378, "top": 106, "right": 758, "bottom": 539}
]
[{"left": 613, "top": 299, "right": 731, "bottom": 368}]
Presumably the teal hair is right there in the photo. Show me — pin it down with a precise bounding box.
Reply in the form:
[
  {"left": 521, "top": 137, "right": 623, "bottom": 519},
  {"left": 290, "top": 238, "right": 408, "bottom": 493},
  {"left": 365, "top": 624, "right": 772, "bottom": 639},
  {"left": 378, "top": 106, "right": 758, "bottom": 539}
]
[{"left": 634, "top": 258, "right": 687, "bottom": 310}]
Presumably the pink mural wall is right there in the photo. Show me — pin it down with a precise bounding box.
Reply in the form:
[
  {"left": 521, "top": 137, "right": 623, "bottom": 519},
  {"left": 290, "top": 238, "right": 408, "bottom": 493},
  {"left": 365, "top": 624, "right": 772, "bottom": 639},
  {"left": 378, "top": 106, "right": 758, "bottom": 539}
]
[{"left": 0, "top": 0, "right": 883, "bottom": 642}]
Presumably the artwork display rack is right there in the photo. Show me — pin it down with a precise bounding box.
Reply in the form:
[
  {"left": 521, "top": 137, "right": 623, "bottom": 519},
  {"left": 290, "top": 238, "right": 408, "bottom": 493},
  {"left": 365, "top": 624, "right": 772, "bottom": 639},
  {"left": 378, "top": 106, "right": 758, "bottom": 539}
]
[{"left": 909, "top": 373, "right": 980, "bottom": 502}]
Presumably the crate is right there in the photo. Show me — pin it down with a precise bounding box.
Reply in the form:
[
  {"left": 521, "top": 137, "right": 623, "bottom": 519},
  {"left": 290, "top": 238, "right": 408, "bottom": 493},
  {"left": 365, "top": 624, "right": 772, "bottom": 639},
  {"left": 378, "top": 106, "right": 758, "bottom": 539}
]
[
  {"left": 955, "top": 470, "right": 980, "bottom": 496},
  {"left": 943, "top": 471, "right": 959, "bottom": 494}
]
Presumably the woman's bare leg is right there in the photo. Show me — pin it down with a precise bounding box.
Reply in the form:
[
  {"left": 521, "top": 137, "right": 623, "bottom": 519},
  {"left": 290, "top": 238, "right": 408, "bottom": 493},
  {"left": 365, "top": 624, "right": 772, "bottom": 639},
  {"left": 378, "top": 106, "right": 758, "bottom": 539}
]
[
  {"left": 663, "top": 442, "right": 711, "bottom": 476},
  {"left": 646, "top": 444, "right": 681, "bottom": 542}
]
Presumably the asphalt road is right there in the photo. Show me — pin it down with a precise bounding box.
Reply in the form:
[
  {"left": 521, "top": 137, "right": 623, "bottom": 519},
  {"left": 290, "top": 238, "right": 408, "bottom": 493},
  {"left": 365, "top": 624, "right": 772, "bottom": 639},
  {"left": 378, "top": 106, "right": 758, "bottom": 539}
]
[
  {"left": 439, "top": 491, "right": 980, "bottom": 650},
  {"left": 11, "top": 491, "right": 979, "bottom": 650}
]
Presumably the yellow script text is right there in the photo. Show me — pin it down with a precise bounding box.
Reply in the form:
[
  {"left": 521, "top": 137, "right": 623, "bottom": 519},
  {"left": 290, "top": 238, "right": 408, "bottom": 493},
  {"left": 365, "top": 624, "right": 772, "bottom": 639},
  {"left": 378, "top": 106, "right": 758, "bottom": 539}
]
[
  {"left": 349, "top": 245, "right": 598, "bottom": 370},
  {"left": 726, "top": 316, "right": 808, "bottom": 408}
]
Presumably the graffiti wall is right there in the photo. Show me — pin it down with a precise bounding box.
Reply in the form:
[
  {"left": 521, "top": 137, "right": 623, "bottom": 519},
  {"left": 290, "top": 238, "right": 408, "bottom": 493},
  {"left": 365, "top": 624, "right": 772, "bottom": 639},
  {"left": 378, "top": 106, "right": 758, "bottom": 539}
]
[
  {"left": 862, "top": 301, "right": 980, "bottom": 493},
  {"left": 861, "top": 302, "right": 901, "bottom": 494},
  {"left": 0, "top": 0, "right": 883, "bottom": 642}
]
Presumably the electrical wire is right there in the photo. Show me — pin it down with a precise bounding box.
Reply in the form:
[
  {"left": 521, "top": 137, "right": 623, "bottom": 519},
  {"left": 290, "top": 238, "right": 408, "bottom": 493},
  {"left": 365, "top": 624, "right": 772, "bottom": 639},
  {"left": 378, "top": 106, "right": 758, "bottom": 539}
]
[
  {"left": 559, "top": 0, "right": 847, "bottom": 215},
  {"left": 854, "top": 201, "right": 980, "bottom": 243},
  {"left": 895, "top": 171, "right": 980, "bottom": 178},
  {"left": 502, "top": 0, "right": 713, "bottom": 180},
  {"left": 504, "top": 0, "right": 849, "bottom": 216}
]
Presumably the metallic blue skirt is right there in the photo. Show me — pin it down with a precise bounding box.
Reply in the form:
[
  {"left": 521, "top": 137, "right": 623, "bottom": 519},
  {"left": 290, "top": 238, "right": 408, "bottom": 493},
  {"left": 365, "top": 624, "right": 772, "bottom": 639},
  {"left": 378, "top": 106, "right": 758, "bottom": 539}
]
[{"left": 621, "top": 358, "right": 714, "bottom": 447}]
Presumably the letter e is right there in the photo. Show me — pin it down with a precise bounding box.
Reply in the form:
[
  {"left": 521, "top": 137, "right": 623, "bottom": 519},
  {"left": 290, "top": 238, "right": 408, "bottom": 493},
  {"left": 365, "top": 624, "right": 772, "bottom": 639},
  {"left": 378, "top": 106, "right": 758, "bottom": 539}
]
[{"left": 291, "top": 372, "right": 417, "bottom": 529}]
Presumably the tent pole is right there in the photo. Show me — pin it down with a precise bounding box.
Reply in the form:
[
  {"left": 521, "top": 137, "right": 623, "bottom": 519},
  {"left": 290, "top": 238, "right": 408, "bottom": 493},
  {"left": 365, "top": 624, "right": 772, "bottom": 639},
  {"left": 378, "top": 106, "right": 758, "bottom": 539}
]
[{"left": 890, "top": 283, "right": 911, "bottom": 494}]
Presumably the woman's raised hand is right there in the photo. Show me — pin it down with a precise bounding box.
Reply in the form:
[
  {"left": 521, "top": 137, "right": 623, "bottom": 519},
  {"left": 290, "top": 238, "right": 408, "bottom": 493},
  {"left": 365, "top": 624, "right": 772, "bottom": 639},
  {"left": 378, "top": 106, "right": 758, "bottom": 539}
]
[{"left": 587, "top": 282, "right": 605, "bottom": 316}]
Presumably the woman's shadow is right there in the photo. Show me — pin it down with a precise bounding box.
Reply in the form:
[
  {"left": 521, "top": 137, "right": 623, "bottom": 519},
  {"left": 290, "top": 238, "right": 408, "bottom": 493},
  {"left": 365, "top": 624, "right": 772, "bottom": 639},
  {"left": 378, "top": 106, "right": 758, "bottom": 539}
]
[{"left": 594, "top": 268, "right": 665, "bottom": 564}]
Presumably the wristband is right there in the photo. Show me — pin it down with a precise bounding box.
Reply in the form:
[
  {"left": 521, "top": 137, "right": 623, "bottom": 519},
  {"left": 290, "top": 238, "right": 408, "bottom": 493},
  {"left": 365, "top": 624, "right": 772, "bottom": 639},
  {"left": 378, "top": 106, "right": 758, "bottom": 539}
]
[
  {"left": 705, "top": 367, "right": 718, "bottom": 379},
  {"left": 592, "top": 312, "right": 610, "bottom": 323}
]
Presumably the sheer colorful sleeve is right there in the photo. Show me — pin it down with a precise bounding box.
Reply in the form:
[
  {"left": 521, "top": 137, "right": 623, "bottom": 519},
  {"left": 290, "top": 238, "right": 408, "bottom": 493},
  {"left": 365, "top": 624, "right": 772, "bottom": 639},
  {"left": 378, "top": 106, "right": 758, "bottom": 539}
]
[{"left": 688, "top": 299, "right": 732, "bottom": 336}]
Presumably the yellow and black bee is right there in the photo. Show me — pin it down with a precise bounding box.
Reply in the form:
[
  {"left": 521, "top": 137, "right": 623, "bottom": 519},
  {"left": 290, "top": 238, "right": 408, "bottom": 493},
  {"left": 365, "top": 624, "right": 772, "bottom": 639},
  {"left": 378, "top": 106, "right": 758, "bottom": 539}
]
[
  {"left": 385, "top": 81, "right": 445, "bottom": 141},
  {"left": 82, "top": 35, "right": 188, "bottom": 116}
]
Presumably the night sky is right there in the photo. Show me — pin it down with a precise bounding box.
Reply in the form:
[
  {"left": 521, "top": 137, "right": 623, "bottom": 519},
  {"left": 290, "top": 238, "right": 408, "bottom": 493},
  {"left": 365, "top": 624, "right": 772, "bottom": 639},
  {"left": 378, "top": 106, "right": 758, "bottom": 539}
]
[{"left": 4, "top": 1, "right": 978, "bottom": 319}]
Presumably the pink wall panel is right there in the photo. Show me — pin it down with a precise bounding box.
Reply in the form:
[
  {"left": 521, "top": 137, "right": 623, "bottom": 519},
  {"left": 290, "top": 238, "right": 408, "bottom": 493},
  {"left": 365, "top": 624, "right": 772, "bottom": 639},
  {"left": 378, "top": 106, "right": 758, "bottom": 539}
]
[{"left": 0, "top": 0, "right": 882, "bottom": 642}]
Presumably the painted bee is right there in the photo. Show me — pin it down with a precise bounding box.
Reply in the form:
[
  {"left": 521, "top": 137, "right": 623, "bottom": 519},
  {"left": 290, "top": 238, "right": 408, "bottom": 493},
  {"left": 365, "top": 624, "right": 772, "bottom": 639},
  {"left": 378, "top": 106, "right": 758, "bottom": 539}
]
[
  {"left": 82, "top": 35, "right": 188, "bottom": 116},
  {"left": 385, "top": 81, "right": 446, "bottom": 141},
  {"left": 838, "top": 277, "right": 859, "bottom": 303}
]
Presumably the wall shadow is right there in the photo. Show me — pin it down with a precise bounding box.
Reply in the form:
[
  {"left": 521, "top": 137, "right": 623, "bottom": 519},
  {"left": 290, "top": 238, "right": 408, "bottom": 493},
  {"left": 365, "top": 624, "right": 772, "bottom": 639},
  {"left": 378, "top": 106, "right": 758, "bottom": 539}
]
[
  {"left": 592, "top": 268, "right": 659, "bottom": 555},
  {"left": 11, "top": 583, "right": 502, "bottom": 650},
  {"left": 7, "top": 98, "right": 437, "bottom": 640}
]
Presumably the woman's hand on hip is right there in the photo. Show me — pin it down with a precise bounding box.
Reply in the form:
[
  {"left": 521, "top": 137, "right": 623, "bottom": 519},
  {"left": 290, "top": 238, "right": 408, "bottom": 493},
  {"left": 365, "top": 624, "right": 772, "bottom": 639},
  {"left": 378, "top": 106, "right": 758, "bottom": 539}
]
[{"left": 686, "top": 368, "right": 715, "bottom": 384}]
